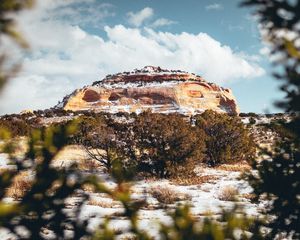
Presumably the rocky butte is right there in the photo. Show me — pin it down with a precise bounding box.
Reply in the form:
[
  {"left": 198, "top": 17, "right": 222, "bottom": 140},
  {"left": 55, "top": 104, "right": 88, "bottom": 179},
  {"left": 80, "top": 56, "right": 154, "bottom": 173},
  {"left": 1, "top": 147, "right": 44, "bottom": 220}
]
[{"left": 58, "top": 66, "right": 240, "bottom": 115}]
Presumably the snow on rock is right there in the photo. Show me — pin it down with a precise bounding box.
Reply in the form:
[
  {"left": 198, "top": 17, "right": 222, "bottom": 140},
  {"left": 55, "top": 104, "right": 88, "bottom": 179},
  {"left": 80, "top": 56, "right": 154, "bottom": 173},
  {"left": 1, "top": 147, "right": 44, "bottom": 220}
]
[{"left": 58, "top": 66, "right": 240, "bottom": 115}]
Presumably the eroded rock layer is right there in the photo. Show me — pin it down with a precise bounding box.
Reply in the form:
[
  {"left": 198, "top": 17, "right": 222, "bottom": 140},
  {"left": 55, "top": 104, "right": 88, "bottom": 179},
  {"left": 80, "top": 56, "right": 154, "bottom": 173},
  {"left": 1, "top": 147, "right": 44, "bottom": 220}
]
[{"left": 59, "top": 66, "right": 240, "bottom": 115}]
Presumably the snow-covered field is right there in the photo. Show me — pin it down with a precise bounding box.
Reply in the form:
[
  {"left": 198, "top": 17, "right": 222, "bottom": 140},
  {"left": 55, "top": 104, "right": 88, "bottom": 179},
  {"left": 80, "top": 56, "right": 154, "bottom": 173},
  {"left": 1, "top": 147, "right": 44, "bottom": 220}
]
[
  {"left": 0, "top": 147, "right": 261, "bottom": 239},
  {"left": 76, "top": 167, "right": 259, "bottom": 238}
]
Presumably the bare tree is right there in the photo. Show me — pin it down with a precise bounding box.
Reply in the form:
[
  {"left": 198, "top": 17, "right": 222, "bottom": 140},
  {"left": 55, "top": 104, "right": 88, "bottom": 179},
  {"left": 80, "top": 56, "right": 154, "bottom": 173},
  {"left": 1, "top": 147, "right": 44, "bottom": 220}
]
[{"left": 75, "top": 116, "right": 122, "bottom": 172}]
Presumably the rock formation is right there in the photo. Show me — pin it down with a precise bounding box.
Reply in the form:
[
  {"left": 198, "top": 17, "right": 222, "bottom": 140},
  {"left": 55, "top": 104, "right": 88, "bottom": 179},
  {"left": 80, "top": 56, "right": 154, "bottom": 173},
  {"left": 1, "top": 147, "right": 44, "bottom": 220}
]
[{"left": 58, "top": 66, "right": 240, "bottom": 115}]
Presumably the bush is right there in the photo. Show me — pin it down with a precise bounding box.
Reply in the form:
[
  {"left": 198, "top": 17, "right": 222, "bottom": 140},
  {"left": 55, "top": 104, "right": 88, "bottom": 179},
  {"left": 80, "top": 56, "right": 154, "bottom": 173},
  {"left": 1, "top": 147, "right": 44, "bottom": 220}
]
[
  {"left": 133, "top": 112, "right": 206, "bottom": 178},
  {"left": 239, "top": 113, "right": 247, "bottom": 117},
  {"left": 195, "top": 110, "right": 255, "bottom": 166},
  {"left": 218, "top": 185, "right": 239, "bottom": 201},
  {"left": 239, "top": 112, "right": 258, "bottom": 117},
  {"left": 6, "top": 171, "right": 33, "bottom": 200},
  {"left": 149, "top": 185, "right": 191, "bottom": 204},
  {"left": 74, "top": 115, "right": 123, "bottom": 172},
  {"left": 0, "top": 117, "right": 32, "bottom": 136},
  {"left": 249, "top": 117, "right": 256, "bottom": 125}
]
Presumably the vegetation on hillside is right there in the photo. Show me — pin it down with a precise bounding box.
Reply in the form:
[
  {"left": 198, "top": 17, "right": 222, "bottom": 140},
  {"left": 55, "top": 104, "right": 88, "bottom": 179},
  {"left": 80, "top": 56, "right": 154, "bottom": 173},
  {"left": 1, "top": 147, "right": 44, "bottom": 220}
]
[
  {"left": 70, "top": 110, "right": 252, "bottom": 178},
  {"left": 195, "top": 110, "right": 255, "bottom": 166},
  {"left": 129, "top": 111, "right": 206, "bottom": 178}
]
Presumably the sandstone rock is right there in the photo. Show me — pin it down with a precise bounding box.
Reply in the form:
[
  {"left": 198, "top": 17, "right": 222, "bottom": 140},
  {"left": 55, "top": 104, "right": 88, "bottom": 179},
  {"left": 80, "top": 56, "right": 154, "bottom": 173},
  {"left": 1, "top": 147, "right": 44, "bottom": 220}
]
[{"left": 59, "top": 66, "right": 240, "bottom": 115}]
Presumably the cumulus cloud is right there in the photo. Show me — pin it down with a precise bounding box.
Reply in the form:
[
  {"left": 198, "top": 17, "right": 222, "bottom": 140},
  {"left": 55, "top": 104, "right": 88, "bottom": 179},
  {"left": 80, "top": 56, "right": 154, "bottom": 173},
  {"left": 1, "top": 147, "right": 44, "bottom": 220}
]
[
  {"left": 205, "top": 3, "right": 223, "bottom": 11},
  {"left": 127, "top": 7, "right": 154, "bottom": 27},
  {"left": 151, "top": 18, "right": 177, "bottom": 28},
  {"left": 0, "top": 2, "right": 264, "bottom": 114}
]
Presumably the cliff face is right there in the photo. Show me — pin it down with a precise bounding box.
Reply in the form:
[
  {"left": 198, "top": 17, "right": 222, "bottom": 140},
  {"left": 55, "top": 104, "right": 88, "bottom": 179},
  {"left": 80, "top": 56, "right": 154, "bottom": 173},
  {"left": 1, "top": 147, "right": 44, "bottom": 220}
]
[{"left": 60, "top": 66, "right": 240, "bottom": 115}]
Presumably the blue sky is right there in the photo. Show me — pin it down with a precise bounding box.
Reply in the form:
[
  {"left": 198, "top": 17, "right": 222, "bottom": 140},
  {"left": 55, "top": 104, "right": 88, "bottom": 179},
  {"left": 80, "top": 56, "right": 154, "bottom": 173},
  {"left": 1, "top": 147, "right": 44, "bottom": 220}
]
[{"left": 0, "top": 0, "right": 283, "bottom": 114}]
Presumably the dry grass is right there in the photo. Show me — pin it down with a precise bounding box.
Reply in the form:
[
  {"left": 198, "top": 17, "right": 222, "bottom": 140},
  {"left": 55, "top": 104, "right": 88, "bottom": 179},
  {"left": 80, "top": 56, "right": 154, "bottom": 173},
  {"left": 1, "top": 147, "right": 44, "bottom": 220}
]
[
  {"left": 87, "top": 198, "right": 119, "bottom": 208},
  {"left": 149, "top": 185, "right": 191, "bottom": 204},
  {"left": 0, "top": 168, "right": 10, "bottom": 174},
  {"left": 79, "top": 159, "right": 102, "bottom": 171},
  {"left": 81, "top": 183, "right": 117, "bottom": 194},
  {"left": 170, "top": 175, "right": 218, "bottom": 185},
  {"left": 216, "top": 163, "right": 251, "bottom": 172},
  {"left": 120, "top": 235, "right": 139, "bottom": 240},
  {"left": 54, "top": 145, "right": 88, "bottom": 161},
  {"left": 218, "top": 185, "right": 239, "bottom": 201},
  {"left": 81, "top": 183, "right": 96, "bottom": 193},
  {"left": 6, "top": 171, "right": 33, "bottom": 200},
  {"left": 241, "top": 193, "right": 256, "bottom": 201}
]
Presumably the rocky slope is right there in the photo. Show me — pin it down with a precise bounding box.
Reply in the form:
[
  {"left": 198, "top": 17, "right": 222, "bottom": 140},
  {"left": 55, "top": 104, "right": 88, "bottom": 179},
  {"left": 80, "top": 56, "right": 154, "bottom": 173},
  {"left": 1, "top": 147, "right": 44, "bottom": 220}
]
[{"left": 58, "top": 66, "right": 240, "bottom": 115}]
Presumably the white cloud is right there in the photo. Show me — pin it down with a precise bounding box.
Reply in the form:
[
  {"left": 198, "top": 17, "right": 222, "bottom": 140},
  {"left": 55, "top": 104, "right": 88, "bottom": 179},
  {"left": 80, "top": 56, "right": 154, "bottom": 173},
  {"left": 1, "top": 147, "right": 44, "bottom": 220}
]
[
  {"left": 151, "top": 18, "right": 177, "bottom": 28},
  {"left": 127, "top": 7, "right": 154, "bottom": 27},
  {"left": 0, "top": 1, "right": 264, "bottom": 114},
  {"left": 205, "top": 3, "right": 223, "bottom": 11},
  {"left": 20, "top": 0, "right": 114, "bottom": 28}
]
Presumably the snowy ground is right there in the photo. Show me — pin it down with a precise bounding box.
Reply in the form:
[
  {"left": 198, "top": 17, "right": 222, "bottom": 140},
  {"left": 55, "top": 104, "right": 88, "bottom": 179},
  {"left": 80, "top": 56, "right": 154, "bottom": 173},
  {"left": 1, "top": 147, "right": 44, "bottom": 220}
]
[
  {"left": 0, "top": 147, "right": 261, "bottom": 239},
  {"left": 76, "top": 167, "right": 259, "bottom": 238}
]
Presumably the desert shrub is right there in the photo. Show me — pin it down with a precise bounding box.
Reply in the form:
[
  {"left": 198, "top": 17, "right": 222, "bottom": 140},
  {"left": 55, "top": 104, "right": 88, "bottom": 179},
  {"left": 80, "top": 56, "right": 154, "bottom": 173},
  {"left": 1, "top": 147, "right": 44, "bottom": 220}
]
[
  {"left": 240, "top": 112, "right": 258, "bottom": 117},
  {"left": 167, "top": 163, "right": 202, "bottom": 184},
  {"left": 239, "top": 113, "right": 248, "bottom": 117},
  {"left": 71, "top": 115, "right": 137, "bottom": 179},
  {"left": 265, "top": 113, "right": 273, "bottom": 118},
  {"left": 274, "top": 113, "right": 284, "bottom": 117},
  {"left": 0, "top": 117, "right": 32, "bottom": 136},
  {"left": 149, "top": 185, "right": 191, "bottom": 204},
  {"left": 88, "top": 198, "right": 118, "bottom": 208},
  {"left": 216, "top": 163, "right": 251, "bottom": 172},
  {"left": 195, "top": 110, "right": 255, "bottom": 167},
  {"left": 51, "top": 108, "right": 69, "bottom": 117},
  {"left": 33, "top": 109, "right": 45, "bottom": 117},
  {"left": 133, "top": 112, "right": 206, "bottom": 178},
  {"left": 74, "top": 115, "right": 133, "bottom": 172},
  {"left": 44, "top": 109, "right": 54, "bottom": 118},
  {"left": 218, "top": 186, "right": 239, "bottom": 201},
  {"left": 248, "top": 112, "right": 259, "bottom": 117},
  {"left": 5, "top": 171, "right": 33, "bottom": 200},
  {"left": 249, "top": 117, "right": 256, "bottom": 125}
]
